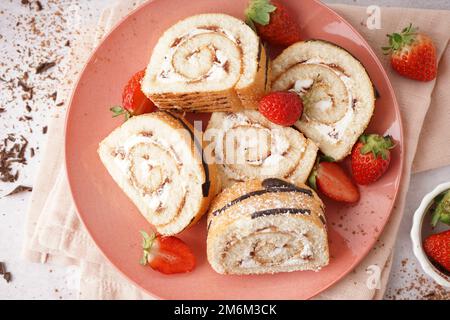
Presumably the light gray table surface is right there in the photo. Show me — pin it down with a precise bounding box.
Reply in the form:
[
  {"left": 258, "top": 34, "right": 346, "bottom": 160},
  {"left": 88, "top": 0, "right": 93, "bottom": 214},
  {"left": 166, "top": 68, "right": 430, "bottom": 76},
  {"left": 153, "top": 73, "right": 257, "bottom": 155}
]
[{"left": 0, "top": 0, "right": 449, "bottom": 300}]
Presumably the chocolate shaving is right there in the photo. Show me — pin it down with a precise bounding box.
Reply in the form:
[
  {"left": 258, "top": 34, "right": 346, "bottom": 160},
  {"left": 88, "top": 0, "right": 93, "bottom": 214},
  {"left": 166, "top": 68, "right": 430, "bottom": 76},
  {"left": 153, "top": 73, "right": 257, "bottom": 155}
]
[
  {"left": 0, "top": 262, "right": 11, "bottom": 283},
  {"left": 36, "top": 61, "right": 56, "bottom": 74},
  {"left": 42, "top": 126, "right": 48, "bottom": 134},
  {"left": 6, "top": 185, "right": 33, "bottom": 196},
  {"left": 18, "top": 79, "right": 32, "bottom": 92},
  {"left": 35, "top": 0, "right": 43, "bottom": 11},
  {"left": 0, "top": 134, "right": 28, "bottom": 183},
  {"left": 49, "top": 91, "right": 57, "bottom": 101},
  {"left": 19, "top": 115, "right": 33, "bottom": 121},
  {"left": 0, "top": 108, "right": 5, "bottom": 114},
  {"left": 3, "top": 272, "right": 11, "bottom": 283}
]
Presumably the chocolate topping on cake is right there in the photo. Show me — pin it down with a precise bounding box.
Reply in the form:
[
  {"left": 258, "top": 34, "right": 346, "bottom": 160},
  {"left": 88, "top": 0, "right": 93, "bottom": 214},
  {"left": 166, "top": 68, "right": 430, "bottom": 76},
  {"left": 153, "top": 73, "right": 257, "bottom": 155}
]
[
  {"left": 262, "top": 178, "right": 313, "bottom": 196},
  {"left": 211, "top": 180, "right": 313, "bottom": 217},
  {"left": 251, "top": 208, "right": 311, "bottom": 219}
]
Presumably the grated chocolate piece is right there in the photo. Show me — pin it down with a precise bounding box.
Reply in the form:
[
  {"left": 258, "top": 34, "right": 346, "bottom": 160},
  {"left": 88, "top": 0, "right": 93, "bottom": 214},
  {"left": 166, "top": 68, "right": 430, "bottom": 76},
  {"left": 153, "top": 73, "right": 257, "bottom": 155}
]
[
  {"left": 3, "top": 272, "right": 11, "bottom": 283},
  {"left": 36, "top": 61, "right": 56, "bottom": 74}
]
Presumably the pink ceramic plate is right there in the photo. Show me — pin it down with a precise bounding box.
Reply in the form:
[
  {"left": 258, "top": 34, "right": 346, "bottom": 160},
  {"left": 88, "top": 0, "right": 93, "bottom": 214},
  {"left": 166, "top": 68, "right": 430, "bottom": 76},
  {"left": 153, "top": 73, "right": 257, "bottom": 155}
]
[{"left": 65, "top": 0, "right": 403, "bottom": 299}]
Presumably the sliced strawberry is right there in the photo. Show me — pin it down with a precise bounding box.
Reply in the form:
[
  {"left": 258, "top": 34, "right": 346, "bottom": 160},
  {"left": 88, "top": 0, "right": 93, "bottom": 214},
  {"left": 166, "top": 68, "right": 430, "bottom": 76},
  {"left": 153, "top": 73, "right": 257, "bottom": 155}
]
[
  {"left": 111, "top": 70, "right": 157, "bottom": 120},
  {"left": 140, "top": 231, "right": 195, "bottom": 275},
  {"left": 310, "top": 161, "right": 360, "bottom": 203}
]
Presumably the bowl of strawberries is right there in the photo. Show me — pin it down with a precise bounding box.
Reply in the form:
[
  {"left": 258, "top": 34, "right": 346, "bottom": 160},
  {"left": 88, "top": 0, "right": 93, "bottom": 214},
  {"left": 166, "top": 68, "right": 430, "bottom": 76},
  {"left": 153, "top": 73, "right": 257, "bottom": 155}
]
[{"left": 411, "top": 183, "right": 450, "bottom": 288}]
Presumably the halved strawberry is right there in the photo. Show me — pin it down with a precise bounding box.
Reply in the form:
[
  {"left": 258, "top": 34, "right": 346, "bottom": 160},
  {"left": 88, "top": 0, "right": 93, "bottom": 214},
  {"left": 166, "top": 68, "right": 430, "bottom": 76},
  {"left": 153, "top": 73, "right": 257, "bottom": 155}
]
[
  {"left": 140, "top": 231, "right": 195, "bottom": 274},
  {"left": 309, "top": 161, "right": 360, "bottom": 203},
  {"left": 111, "top": 70, "right": 157, "bottom": 120}
]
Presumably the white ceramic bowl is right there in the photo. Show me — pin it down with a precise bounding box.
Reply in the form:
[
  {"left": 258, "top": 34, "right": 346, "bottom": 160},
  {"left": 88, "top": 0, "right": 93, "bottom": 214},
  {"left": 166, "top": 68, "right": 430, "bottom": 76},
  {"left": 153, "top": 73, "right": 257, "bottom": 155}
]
[{"left": 411, "top": 182, "right": 450, "bottom": 288}]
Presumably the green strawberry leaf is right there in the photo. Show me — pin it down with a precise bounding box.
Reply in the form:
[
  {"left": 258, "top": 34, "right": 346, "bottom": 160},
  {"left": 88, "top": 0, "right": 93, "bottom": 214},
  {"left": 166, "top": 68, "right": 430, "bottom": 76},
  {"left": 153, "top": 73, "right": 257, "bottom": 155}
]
[
  {"left": 245, "top": 17, "right": 257, "bottom": 32},
  {"left": 110, "top": 105, "right": 132, "bottom": 120},
  {"left": 359, "top": 134, "right": 395, "bottom": 160},
  {"left": 308, "top": 169, "right": 318, "bottom": 191},
  {"left": 110, "top": 105, "right": 125, "bottom": 117},
  {"left": 245, "top": 0, "right": 277, "bottom": 26},
  {"left": 140, "top": 251, "right": 149, "bottom": 266},
  {"left": 308, "top": 157, "right": 321, "bottom": 191},
  {"left": 139, "top": 231, "right": 157, "bottom": 265},
  {"left": 431, "top": 210, "right": 441, "bottom": 228},
  {"left": 140, "top": 230, "right": 156, "bottom": 250},
  {"left": 431, "top": 191, "right": 450, "bottom": 227},
  {"left": 320, "top": 155, "right": 335, "bottom": 163},
  {"left": 383, "top": 23, "right": 419, "bottom": 54}
]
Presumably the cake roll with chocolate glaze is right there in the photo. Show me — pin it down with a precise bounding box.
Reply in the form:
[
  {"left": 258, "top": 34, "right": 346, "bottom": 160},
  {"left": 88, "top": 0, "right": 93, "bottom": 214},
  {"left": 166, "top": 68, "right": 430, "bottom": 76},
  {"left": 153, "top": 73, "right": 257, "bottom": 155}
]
[
  {"left": 98, "top": 112, "right": 219, "bottom": 235},
  {"left": 142, "top": 14, "right": 270, "bottom": 112},
  {"left": 207, "top": 178, "right": 329, "bottom": 275}
]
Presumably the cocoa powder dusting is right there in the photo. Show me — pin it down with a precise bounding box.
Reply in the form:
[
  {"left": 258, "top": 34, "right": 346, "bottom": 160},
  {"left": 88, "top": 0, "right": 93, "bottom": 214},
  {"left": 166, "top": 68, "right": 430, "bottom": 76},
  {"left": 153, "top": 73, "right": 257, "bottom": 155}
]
[{"left": 385, "top": 258, "right": 450, "bottom": 300}]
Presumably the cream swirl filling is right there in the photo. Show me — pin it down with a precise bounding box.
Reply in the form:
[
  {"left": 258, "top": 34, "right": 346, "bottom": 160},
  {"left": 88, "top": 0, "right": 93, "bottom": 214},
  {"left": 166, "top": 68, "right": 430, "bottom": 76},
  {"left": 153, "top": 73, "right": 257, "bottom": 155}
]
[
  {"left": 214, "top": 113, "right": 293, "bottom": 177},
  {"left": 157, "top": 27, "right": 238, "bottom": 84},
  {"left": 113, "top": 133, "right": 184, "bottom": 213},
  {"left": 225, "top": 226, "right": 315, "bottom": 270},
  {"left": 290, "top": 59, "right": 356, "bottom": 143}
]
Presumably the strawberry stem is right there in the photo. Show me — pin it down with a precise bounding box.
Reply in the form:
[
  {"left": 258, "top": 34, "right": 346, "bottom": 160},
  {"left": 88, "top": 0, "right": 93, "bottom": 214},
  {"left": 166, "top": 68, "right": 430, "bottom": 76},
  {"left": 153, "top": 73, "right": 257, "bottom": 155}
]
[
  {"left": 383, "top": 23, "right": 418, "bottom": 55},
  {"left": 140, "top": 231, "right": 156, "bottom": 266},
  {"left": 110, "top": 105, "right": 132, "bottom": 121},
  {"left": 359, "top": 134, "right": 395, "bottom": 160},
  {"left": 245, "top": 0, "right": 277, "bottom": 27}
]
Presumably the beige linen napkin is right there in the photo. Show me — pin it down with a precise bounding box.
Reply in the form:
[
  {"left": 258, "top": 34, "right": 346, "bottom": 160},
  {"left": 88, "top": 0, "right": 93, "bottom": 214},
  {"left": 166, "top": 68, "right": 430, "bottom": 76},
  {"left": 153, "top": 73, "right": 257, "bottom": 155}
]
[{"left": 23, "top": 1, "right": 450, "bottom": 300}]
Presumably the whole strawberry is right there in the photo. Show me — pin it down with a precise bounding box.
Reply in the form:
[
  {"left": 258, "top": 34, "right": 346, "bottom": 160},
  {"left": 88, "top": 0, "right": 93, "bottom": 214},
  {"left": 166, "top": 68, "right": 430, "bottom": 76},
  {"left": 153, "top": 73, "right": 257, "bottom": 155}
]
[
  {"left": 245, "top": 0, "right": 302, "bottom": 46},
  {"left": 383, "top": 24, "right": 437, "bottom": 81},
  {"left": 259, "top": 91, "right": 303, "bottom": 126},
  {"left": 423, "top": 230, "right": 450, "bottom": 273},
  {"left": 351, "top": 134, "right": 395, "bottom": 185}
]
